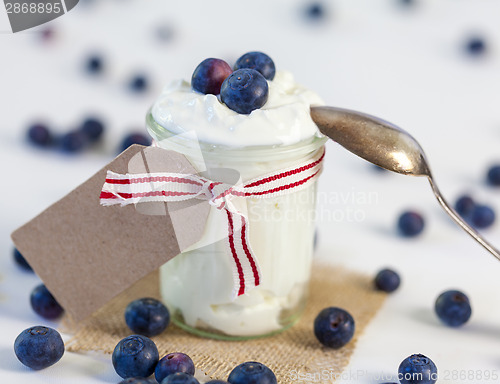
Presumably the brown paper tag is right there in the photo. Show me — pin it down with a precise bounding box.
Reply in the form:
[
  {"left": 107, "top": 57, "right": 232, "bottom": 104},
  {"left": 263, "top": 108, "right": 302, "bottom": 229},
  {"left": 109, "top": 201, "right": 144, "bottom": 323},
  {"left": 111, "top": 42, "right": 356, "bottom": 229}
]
[{"left": 11, "top": 145, "right": 210, "bottom": 322}]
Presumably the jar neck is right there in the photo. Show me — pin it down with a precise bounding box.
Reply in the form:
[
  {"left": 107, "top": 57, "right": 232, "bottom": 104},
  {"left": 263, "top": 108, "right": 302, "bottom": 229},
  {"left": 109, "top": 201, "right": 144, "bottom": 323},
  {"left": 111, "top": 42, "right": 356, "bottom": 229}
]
[{"left": 146, "top": 110, "right": 328, "bottom": 164}]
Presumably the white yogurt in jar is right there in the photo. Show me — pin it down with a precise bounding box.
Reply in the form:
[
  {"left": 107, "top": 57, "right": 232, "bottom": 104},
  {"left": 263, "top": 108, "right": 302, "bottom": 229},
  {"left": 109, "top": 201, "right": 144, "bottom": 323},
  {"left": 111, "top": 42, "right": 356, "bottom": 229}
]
[{"left": 150, "top": 70, "right": 326, "bottom": 337}]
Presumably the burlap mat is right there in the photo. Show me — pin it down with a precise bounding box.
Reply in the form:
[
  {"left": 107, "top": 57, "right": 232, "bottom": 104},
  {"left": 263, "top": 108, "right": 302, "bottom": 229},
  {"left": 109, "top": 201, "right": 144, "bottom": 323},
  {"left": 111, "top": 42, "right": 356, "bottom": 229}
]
[{"left": 62, "top": 263, "right": 386, "bottom": 383}]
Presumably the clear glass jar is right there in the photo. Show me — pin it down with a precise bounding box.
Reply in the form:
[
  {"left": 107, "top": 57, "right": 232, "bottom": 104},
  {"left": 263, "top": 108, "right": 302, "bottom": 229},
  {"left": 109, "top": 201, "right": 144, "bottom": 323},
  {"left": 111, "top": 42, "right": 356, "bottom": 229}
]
[{"left": 146, "top": 111, "right": 327, "bottom": 340}]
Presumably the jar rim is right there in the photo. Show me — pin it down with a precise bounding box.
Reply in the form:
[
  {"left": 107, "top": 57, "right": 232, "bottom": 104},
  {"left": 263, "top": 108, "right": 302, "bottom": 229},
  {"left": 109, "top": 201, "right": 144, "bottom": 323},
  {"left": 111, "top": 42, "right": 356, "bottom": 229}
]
[{"left": 146, "top": 108, "right": 328, "bottom": 161}]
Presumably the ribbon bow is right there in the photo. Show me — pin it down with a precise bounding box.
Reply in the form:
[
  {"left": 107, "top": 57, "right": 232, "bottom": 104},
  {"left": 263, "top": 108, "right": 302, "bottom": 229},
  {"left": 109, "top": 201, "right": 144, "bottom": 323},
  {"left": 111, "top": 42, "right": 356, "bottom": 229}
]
[{"left": 100, "top": 147, "right": 325, "bottom": 297}]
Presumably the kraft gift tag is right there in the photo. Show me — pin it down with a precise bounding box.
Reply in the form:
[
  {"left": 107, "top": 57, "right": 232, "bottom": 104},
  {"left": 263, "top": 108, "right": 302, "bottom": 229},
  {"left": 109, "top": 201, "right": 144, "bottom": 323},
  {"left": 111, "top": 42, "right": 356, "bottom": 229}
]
[{"left": 11, "top": 145, "right": 211, "bottom": 322}]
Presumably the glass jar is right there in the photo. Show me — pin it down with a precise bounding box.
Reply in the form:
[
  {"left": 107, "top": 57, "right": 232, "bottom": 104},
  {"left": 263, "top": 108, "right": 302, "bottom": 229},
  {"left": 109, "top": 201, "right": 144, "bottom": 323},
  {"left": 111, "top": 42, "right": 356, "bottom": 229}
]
[{"left": 146, "top": 111, "right": 327, "bottom": 340}]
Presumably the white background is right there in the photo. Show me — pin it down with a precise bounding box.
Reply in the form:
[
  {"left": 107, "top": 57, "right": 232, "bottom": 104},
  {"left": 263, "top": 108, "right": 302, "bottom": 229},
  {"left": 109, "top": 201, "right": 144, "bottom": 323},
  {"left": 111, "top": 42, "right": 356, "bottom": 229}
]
[{"left": 1, "top": 0, "right": 500, "bottom": 383}]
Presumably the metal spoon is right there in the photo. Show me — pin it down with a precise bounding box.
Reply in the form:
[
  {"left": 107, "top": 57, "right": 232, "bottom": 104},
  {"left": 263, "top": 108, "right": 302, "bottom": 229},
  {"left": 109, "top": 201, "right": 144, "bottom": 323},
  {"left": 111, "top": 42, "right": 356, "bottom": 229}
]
[{"left": 310, "top": 105, "right": 500, "bottom": 261}]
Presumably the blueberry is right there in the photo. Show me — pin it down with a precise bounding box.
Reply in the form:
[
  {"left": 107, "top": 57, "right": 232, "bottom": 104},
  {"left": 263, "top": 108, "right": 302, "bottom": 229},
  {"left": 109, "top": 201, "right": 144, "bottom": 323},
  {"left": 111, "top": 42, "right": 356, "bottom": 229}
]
[
  {"left": 125, "top": 298, "right": 170, "bottom": 337},
  {"left": 206, "top": 381, "right": 230, "bottom": 384},
  {"left": 470, "top": 204, "right": 495, "bottom": 229},
  {"left": 155, "top": 352, "right": 195, "bottom": 383},
  {"left": 40, "top": 27, "right": 55, "bottom": 41},
  {"left": 120, "top": 132, "right": 152, "bottom": 152},
  {"left": 454, "top": 195, "right": 475, "bottom": 217},
  {"left": 372, "top": 164, "right": 387, "bottom": 172},
  {"left": 112, "top": 335, "right": 159, "bottom": 379},
  {"left": 398, "top": 354, "right": 437, "bottom": 384},
  {"left": 228, "top": 362, "right": 277, "bottom": 384},
  {"left": 129, "top": 74, "right": 149, "bottom": 93},
  {"left": 234, "top": 52, "right": 275, "bottom": 81},
  {"left": 435, "top": 290, "right": 472, "bottom": 327},
  {"left": 80, "top": 117, "right": 105, "bottom": 142},
  {"left": 85, "top": 54, "right": 104, "bottom": 74},
  {"left": 155, "top": 24, "right": 175, "bottom": 42},
  {"left": 487, "top": 165, "right": 500, "bottom": 186},
  {"left": 13, "top": 247, "right": 33, "bottom": 272},
  {"left": 30, "top": 284, "right": 64, "bottom": 320},
  {"left": 464, "top": 36, "right": 487, "bottom": 56},
  {"left": 119, "top": 378, "right": 157, "bottom": 384},
  {"left": 14, "top": 326, "right": 64, "bottom": 370},
  {"left": 304, "top": 2, "right": 327, "bottom": 21},
  {"left": 397, "top": 211, "right": 425, "bottom": 237},
  {"left": 60, "top": 130, "right": 88, "bottom": 153},
  {"left": 161, "top": 372, "right": 200, "bottom": 384},
  {"left": 397, "top": 0, "right": 415, "bottom": 7},
  {"left": 220, "top": 69, "right": 269, "bottom": 115},
  {"left": 374, "top": 268, "right": 401, "bottom": 293},
  {"left": 27, "top": 123, "right": 52, "bottom": 147},
  {"left": 191, "top": 58, "right": 233, "bottom": 95},
  {"left": 313, "top": 307, "right": 355, "bottom": 349}
]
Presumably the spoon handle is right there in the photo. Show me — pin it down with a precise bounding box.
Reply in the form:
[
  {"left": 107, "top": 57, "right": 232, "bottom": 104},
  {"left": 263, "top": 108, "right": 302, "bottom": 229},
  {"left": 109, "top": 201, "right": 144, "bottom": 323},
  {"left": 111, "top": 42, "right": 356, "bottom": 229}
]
[{"left": 427, "top": 176, "right": 500, "bottom": 261}]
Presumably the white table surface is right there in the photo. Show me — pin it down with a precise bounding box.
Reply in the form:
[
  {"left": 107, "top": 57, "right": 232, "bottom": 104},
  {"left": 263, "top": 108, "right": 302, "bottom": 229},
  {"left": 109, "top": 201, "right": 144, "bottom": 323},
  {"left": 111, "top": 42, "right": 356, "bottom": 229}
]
[{"left": 1, "top": 0, "right": 500, "bottom": 383}]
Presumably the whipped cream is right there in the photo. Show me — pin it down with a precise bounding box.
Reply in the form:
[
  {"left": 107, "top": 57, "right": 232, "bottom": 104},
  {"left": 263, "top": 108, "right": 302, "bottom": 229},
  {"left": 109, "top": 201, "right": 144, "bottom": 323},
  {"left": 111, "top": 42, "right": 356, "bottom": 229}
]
[{"left": 151, "top": 71, "right": 323, "bottom": 147}]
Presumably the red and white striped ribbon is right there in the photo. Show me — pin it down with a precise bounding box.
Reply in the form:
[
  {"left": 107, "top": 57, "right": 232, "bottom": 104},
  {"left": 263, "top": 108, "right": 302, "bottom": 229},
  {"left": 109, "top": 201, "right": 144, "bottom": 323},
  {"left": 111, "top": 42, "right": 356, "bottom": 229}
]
[{"left": 100, "top": 147, "right": 325, "bottom": 298}]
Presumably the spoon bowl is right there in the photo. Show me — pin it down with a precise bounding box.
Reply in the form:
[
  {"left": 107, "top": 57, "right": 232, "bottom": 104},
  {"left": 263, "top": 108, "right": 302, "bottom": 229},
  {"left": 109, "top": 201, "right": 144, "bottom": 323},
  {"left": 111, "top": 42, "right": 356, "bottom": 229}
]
[{"left": 310, "top": 106, "right": 431, "bottom": 176}]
